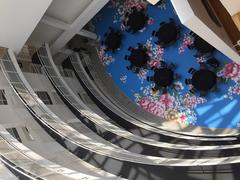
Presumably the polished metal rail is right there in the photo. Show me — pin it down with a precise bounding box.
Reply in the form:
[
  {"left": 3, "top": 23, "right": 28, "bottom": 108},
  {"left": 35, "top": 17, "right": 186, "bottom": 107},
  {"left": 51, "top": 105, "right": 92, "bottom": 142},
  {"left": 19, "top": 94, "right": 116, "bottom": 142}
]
[
  {"left": 71, "top": 51, "right": 237, "bottom": 141},
  {"left": 2, "top": 47, "right": 240, "bottom": 168},
  {"left": 37, "top": 45, "right": 240, "bottom": 152},
  {"left": 0, "top": 125, "right": 99, "bottom": 180},
  {"left": 84, "top": 46, "right": 240, "bottom": 137},
  {"left": 0, "top": 50, "right": 124, "bottom": 180}
]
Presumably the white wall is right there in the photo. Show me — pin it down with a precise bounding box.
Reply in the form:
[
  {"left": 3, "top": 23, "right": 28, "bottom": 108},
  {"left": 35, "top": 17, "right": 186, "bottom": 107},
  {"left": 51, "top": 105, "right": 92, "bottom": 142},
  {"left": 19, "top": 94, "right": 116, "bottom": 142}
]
[
  {"left": 0, "top": 0, "right": 52, "bottom": 53},
  {"left": 23, "top": 72, "right": 80, "bottom": 123},
  {"left": 220, "top": 0, "right": 240, "bottom": 16}
]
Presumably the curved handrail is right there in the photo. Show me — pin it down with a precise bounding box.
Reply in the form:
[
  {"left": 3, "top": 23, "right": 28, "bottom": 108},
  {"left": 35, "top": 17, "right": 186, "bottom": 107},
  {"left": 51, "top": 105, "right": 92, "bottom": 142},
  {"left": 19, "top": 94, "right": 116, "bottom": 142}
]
[
  {"left": 2, "top": 48, "right": 240, "bottom": 167},
  {"left": 38, "top": 44, "right": 240, "bottom": 151},
  {"left": 0, "top": 51, "right": 124, "bottom": 180},
  {"left": 0, "top": 125, "right": 100, "bottom": 180},
  {"left": 70, "top": 51, "right": 237, "bottom": 141},
  {"left": 84, "top": 46, "right": 240, "bottom": 137}
]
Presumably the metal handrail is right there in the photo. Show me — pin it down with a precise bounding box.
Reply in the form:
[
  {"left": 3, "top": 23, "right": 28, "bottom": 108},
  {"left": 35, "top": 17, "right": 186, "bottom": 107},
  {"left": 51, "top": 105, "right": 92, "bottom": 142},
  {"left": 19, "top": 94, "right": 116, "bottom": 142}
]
[
  {"left": 83, "top": 46, "right": 240, "bottom": 138},
  {"left": 3, "top": 47, "right": 240, "bottom": 167},
  {"left": 37, "top": 45, "right": 240, "bottom": 152},
  {"left": 0, "top": 53, "right": 116, "bottom": 180}
]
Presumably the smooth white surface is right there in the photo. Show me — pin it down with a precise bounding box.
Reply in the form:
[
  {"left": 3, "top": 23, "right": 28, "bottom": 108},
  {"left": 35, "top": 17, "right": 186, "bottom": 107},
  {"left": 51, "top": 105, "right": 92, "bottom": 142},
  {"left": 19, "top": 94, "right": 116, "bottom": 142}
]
[
  {"left": 0, "top": 0, "right": 52, "bottom": 53},
  {"left": 50, "top": 0, "right": 109, "bottom": 55},
  {"left": 46, "top": 0, "right": 92, "bottom": 24},
  {"left": 171, "top": 0, "right": 240, "bottom": 63},
  {"left": 146, "top": 0, "right": 160, "bottom": 5},
  {"left": 220, "top": 0, "right": 240, "bottom": 16}
]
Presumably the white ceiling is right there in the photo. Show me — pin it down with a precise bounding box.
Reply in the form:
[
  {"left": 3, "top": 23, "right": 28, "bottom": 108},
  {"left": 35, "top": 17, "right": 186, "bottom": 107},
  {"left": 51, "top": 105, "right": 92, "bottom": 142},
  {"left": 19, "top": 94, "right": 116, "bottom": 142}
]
[
  {"left": 28, "top": 0, "right": 92, "bottom": 46},
  {"left": 27, "top": 0, "right": 109, "bottom": 57},
  {"left": 45, "top": 0, "right": 92, "bottom": 24},
  {"left": 28, "top": 22, "right": 64, "bottom": 46}
]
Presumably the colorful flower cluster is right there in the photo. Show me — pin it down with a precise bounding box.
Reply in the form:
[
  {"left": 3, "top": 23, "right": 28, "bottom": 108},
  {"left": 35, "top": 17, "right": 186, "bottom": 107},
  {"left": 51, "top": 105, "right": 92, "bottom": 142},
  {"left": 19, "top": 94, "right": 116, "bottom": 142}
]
[
  {"left": 137, "top": 69, "right": 148, "bottom": 84},
  {"left": 178, "top": 34, "right": 194, "bottom": 54},
  {"left": 223, "top": 62, "right": 240, "bottom": 82},
  {"left": 145, "top": 38, "right": 165, "bottom": 68},
  {"left": 224, "top": 84, "right": 240, "bottom": 100},
  {"left": 98, "top": 46, "right": 115, "bottom": 66},
  {"left": 181, "top": 93, "right": 206, "bottom": 109},
  {"left": 110, "top": 0, "right": 148, "bottom": 24},
  {"left": 134, "top": 91, "right": 198, "bottom": 125},
  {"left": 172, "top": 81, "right": 184, "bottom": 92}
]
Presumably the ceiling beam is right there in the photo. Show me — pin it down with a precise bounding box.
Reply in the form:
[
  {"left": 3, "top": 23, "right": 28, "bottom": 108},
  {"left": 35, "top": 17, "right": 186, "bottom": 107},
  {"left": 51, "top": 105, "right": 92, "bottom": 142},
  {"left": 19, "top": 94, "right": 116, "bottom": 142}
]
[
  {"left": 41, "top": 15, "right": 98, "bottom": 40},
  {"left": 41, "top": 15, "right": 70, "bottom": 30},
  {"left": 50, "top": 0, "right": 109, "bottom": 55}
]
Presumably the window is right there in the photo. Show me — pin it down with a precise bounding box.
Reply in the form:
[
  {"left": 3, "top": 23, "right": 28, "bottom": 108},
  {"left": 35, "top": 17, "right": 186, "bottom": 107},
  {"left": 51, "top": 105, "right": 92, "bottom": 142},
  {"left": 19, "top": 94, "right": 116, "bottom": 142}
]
[
  {"left": 6, "top": 128, "right": 22, "bottom": 142},
  {"left": 0, "top": 89, "right": 7, "bottom": 105},
  {"left": 35, "top": 91, "right": 52, "bottom": 105}
]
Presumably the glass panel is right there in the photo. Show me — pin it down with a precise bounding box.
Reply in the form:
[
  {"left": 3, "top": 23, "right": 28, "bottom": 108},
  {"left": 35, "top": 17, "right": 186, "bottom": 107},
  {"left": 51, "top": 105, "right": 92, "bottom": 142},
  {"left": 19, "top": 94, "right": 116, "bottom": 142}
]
[
  {"left": 6, "top": 128, "right": 21, "bottom": 142},
  {"left": 51, "top": 77, "right": 62, "bottom": 87},
  {"left": 12, "top": 83, "right": 28, "bottom": 94},
  {"left": 41, "top": 57, "right": 51, "bottom": 66},
  {"left": 7, "top": 72, "right": 20, "bottom": 83},
  {"left": 2, "top": 60, "right": 15, "bottom": 72},
  {"left": 46, "top": 67, "right": 56, "bottom": 77},
  {"left": 35, "top": 91, "right": 52, "bottom": 105},
  {"left": 0, "top": 90, "right": 7, "bottom": 105}
]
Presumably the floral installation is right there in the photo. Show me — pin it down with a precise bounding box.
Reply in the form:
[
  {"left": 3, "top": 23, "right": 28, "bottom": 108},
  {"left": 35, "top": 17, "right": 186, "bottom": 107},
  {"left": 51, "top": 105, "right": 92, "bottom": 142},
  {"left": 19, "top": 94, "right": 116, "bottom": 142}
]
[
  {"left": 110, "top": 0, "right": 147, "bottom": 23},
  {"left": 223, "top": 62, "right": 240, "bottom": 82},
  {"left": 219, "top": 62, "right": 240, "bottom": 100},
  {"left": 172, "top": 81, "right": 184, "bottom": 92},
  {"left": 109, "top": 0, "right": 155, "bottom": 31},
  {"left": 181, "top": 93, "right": 206, "bottom": 109},
  {"left": 133, "top": 85, "right": 199, "bottom": 125},
  {"left": 144, "top": 38, "right": 165, "bottom": 69},
  {"left": 137, "top": 68, "right": 148, "bottom": 84},
  {"left": 94, "top": 0, "right": 240, "bottom": 128},
  {"left": 178, "top": 34, "right": 194, "bottom": 54},
  {"left": 120, "top": 75, "right": 127, "bottom": 83},
  {"left": 225, "top": 84, "right": 240, "bottom": 99},
  {"left": 98, "top": 46, "right": 115, "bottom": 66}
]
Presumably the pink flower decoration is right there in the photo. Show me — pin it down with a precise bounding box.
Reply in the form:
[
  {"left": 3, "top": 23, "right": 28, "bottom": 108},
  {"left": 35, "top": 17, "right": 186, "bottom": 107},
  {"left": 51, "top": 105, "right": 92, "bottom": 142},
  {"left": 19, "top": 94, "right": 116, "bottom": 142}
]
[
  {"left": 138, "top": 97, "right": 151, "bottom": 109},
  {"left": 159, "top": 94, "right": 174, "bottom": 108},
  {"left": 147, "top": 102, "right": 156, "bottom": 112},
  {"left": 148, "top": 59, "right": 161, "bottom": 68},
  {"left": 182, "top": 94, "right": 206, "bottom": 109},
  {"left": 223, "top": 63, "right": 240, "bottom": 81},
  {"left": 178, "top": 34, "right": 194, "bottom": 54}
]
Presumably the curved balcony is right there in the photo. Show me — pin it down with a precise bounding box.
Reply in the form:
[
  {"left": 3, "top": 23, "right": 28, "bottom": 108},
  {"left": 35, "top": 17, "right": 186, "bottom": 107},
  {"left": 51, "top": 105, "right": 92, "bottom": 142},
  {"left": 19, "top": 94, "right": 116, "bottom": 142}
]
[
  {"left": 70, "top": 49, "right": 238, "bottom": 143},
  {"left": 37, "top": 44, "right": 240, "bottom": 156},
  {"left": 0, "top": 125, "right": 97, "bottom": 180},
  {"left": 3, "top": 47, "right": 240, "bottom": 180}
]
